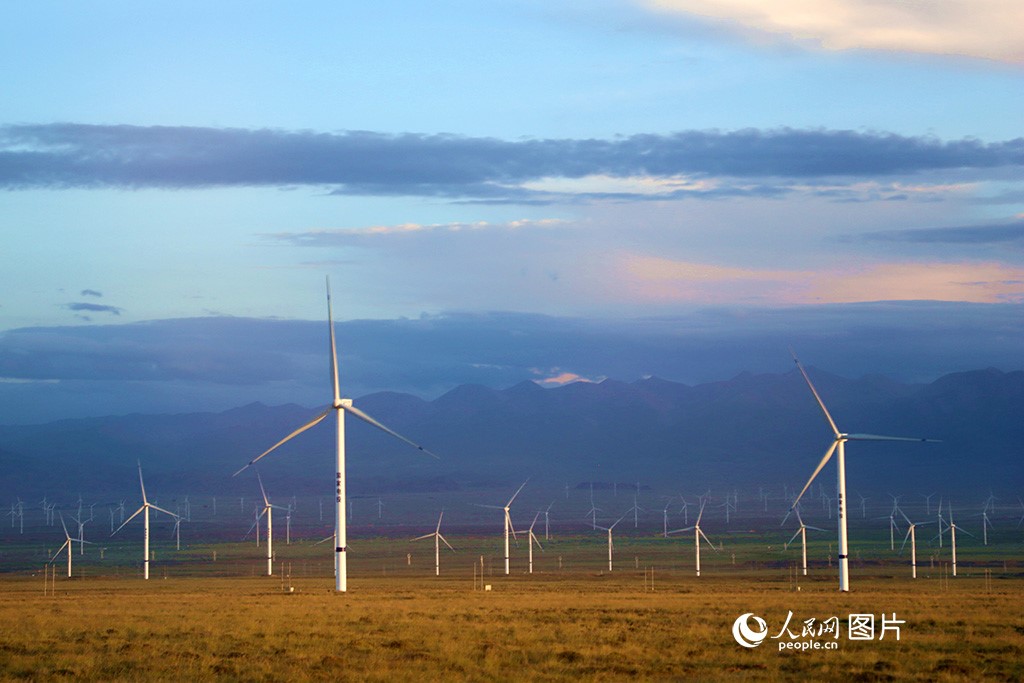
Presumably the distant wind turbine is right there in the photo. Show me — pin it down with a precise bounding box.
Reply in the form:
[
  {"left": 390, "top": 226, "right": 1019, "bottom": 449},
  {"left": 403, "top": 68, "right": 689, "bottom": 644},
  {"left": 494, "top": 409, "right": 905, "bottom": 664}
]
[
  {"left": 594, "top": 514, "right": 627, "bottom": 572},
  {"left": 897, "top": 508, "right": 932, "bottom": 579},
  {"left": 524, "top": 511, "right": 544, "bottom": 574},
  {"left": 411, "top": 510, "right": 455, "bottom": 576},
  {"left": 51, "top": 512, "right": 92, "bottom": 578},
  {"left": 785, "top": 508, "right": 827, "bottom": 577},
  {"left": 245, "top": 470, "right": 288, "bottom": 576},
  {"left": 232, "top": 278, "right": 437, "bottom": 593},
  {"left": 784, "top": 352, "right": 937, "bottom": 592},
  {"left": 668, "top": 500, "right": 718, "bottom": 577},
  {"left": 478, "top": 480, "right": 528, "bottom": 576},
  {"left": 112, "top": 462, "right": 178, "bottom": 580}
]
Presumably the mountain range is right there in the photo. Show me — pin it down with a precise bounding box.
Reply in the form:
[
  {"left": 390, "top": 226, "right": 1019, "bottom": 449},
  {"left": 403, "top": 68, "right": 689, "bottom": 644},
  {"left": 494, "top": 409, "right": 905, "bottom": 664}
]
[{"left": 1, "top": 367, "right": 1021, "bottom": 501}]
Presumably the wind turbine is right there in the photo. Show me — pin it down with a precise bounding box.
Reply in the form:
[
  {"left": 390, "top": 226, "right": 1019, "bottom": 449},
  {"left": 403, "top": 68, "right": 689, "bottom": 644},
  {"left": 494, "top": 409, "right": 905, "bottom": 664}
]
[
  {"left": 897, "top": 508, "right": 932, "bottom": 579},
  {"left": 542, "top": 501, "right": 554, "bottom": 541},
  {"left": 232, "top": 278, "right": 437, "bottom": 593},
  {"left": 785, "top": 508, "right": 827, "bottom": 576},
  {"left": 594, "top": 513, "right": 626, "bottom": 572},
  {"left": 247, "top": 470, "right": 288, "bottom": 576},
  {"left": 668, "top": 500, "right": 718, "bottom": 577},
  {"left": 412, "top": 510, "right": 455, "bottom": 576},
  {"left": 112, "top": 462, "right": 178, "bottom": 580},
  {"left": 784, "top": 352, "right": 937, "bottom": 592},
  {"left": 478, "top": 480, "right": 528, "bottom": 575},
  {"left": 945, "top": 502, "right": 973, "bottom": 577},
  {"left": 524, "top": 511, "right": 544, "bottom": 574},
  {"left": 51, "top": 512, "right": 91, "bottom": 578}
]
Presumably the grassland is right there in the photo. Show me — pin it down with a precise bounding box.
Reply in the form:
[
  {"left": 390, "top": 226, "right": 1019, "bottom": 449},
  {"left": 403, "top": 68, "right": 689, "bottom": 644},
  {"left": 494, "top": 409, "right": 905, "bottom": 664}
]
[{"left": 2, "top": 531, "right": 1022, "bottom": 682}]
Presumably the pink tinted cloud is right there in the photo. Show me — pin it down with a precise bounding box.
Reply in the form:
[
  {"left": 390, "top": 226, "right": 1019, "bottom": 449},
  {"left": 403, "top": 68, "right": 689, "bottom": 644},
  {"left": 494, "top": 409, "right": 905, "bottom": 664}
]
[{"left": 620, "top": 254, "right": 1024, "bottom": 305}]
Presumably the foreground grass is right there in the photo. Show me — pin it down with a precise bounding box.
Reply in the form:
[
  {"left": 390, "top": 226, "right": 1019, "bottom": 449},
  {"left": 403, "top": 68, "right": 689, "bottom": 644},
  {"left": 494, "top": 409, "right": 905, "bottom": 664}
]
[{"left": 2, "top": 564, "right": 1022, "bottom": 681}]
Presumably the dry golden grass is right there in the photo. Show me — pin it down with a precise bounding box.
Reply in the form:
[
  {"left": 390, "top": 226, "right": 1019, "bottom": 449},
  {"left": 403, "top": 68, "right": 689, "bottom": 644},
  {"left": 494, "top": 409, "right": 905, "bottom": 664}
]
[{"left": 2, "top": 534, "right": 1022, "bottom": 682}]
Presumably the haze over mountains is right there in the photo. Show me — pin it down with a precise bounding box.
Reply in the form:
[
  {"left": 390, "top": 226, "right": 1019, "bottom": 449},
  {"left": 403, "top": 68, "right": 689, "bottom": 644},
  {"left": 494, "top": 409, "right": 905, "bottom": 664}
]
[{"left": 1, "top": 367, "right": 1020, "bottom": 502}]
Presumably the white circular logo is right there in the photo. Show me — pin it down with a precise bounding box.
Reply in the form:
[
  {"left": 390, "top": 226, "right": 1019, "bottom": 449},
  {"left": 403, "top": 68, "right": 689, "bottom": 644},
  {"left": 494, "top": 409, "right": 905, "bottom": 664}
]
[{"left": 732, "top": 613, "right": 768, "bottom": 648}]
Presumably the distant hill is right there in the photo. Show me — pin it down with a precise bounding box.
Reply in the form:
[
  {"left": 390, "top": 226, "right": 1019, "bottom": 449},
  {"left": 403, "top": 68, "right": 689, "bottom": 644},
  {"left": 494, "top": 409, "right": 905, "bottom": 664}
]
[{"left": 1, "top": 367, "right": 1021, "bottom": 500}]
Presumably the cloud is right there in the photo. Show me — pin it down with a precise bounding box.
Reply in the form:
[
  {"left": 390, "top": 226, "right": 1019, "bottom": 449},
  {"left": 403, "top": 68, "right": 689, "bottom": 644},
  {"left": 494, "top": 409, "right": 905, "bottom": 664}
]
[
  {"left": 860, "top": 218, "right": 1024, "bottom": 246},
  {"left": 619, "top": 254, "right": 1024, "bottom": 304},
  {"left": 80, "top": 289, "right": 103, "bottom": 297},
  {"left": 64, "top": 302, "right": 122, "bottom": 315},
  {"left": 1, "top": 125, "right": 1020, "bottom": 201},
  {"left": 264, "top": 219, "right": 569, "bottom": 246},
  {"left": 641, "top": 0, "right": 1024, "bottom": 63}
]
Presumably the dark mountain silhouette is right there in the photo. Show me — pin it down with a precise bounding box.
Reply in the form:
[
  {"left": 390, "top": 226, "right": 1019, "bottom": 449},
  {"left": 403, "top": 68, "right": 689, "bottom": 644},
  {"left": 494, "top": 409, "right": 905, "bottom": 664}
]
[{"left": 1, "top": 367, "right": 1020, "bottom": 500}]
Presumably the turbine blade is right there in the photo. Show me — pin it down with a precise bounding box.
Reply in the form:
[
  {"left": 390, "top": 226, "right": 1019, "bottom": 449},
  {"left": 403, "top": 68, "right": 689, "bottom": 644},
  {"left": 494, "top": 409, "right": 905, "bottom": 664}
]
[
  {"left": 233, "top": 407, "right": 331, "bottom": 476},
  {"left": 341, "top": 403, "right": 439, "bottom": 459},
  {"left": 506, "top": 509, "right": 519, "bottom": 543},
  {"left": 846, "top": 433, "right": 940, "bottom": 442},
  {"left": 699, "top": 528, "right": 718, "bottom": 551},
  {"left": 791, "top": 351, "right": 841, "bottom": 437},
  {"left": 899, "top": 528, "right": 912, "bottom": 553},
  {"left": 790, "top": 440, "right": 839, "bottom": 512},
  {"left": 137, "top": 461, "right": 148, "bottom": 504},
  {"left": 326, "top": 276, "right": 342, "bottom": 405},
  {"left": 112, "top": 506, "right": 145, "bottom": 536},
  {"left": 257, "top": 470, "right": 270, "bottom": 506},
  {"left": 787, "top": 528, "right": 802, "bottom": 547},
  {"left": 411, "top": 533, "right": 434, "bottom": 541},
  {"left": 439, "top": 533, "right": 456, "bottom": 552},
  {"left": 505, "top": 480, "right": 529, "bottom": 508},
  {"left": 148, "top": 504, "right": 179, "bottom": 519},
  {"left": 667, "top": 526, "right": 694, "bottom": 535},
  {"left": 806, "top": 525, "right": 828, "bottom": 532}
]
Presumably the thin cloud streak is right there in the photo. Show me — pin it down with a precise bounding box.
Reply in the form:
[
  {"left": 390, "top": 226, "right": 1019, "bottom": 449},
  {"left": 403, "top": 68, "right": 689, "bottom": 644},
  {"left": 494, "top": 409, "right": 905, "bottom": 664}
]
[{"left": 620, "top": 254, "right": 1024, "bottom": 304}]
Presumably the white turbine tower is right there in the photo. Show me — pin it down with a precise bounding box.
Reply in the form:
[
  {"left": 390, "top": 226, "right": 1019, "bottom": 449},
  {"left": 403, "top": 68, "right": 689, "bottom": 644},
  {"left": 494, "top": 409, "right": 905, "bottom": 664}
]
[
  {"left": 785, "top": 508, "right": 827, "bottom": 576},
  {"left": 478, "top": 481, "right": 528, "bottom": 575},
  {"left": 897, "top": 508, "right": 932, "bottom": 579},
  {"left": 945, "top": 502, "right": 973, "bottom": 577},
  {"left": 668, "top": 500, "right": 718, "bottom": 577},
  {"left": 233, "top": 278, "right": 437, "bottom": 593},
  {"left": 112, "top": 462, "right": 178, "bottom": 580},
  {"left": 785, "top": 352, "right": 937, "bottom": 592},
  {"left": 594, "top": 514, "right": 626, "bottom": 572},
  {"left": 412, "top": 510, "right": 455, "bottom": 576}
]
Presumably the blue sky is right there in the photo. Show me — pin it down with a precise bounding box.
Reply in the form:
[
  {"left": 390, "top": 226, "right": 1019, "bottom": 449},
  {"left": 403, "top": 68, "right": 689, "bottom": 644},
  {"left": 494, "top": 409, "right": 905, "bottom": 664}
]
[{"left": 1, "top": 1, "right": 1022, "bottom": 422}]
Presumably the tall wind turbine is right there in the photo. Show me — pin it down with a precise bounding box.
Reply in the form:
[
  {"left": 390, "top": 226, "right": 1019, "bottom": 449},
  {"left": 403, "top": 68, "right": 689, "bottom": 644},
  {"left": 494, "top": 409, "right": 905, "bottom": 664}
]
[
  {"left": 412, "top": 510, "right": 455, "bottom": 576},
  {"left": 897, "top": 508, "right": 931, "bottom": 579},
  {"left": 785, "top": 352, "right": 937, "bottom": 592},
  {"left": 112, "top": 462, "right": 178, "bottom": 580},
  {"left": 668, "top": 500, "right": 718, "bottom": 577},
  {"left": 785, "top": 508, "right": 827, "bottom": 576},
  {"left": 478, "top": 480, "right": 528, "bottom": 575},
  {"left": 233, "top": 278, "right": 437, "bottom": 593},
  {"left": 594, "top": 514, "right": 626, "bottom": 572},
  {"left": 945, "top": 501, "right": 973, "bottom": 577}
]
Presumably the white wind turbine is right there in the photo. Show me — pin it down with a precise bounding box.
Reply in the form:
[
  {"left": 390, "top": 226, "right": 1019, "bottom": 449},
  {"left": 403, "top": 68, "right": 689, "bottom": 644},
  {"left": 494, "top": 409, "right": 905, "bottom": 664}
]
[
  {"left": 524, "top": 511, "right": 544, "bottom": 574},
  {"left": 112, "top": 462, "right": 178, "bottom": 580},
  {"left": 233, "top": 278, "right": 437, "bottom": 593},
  {"left": 412, "top": 510, "right": 455, "bottom": 576},
  {"left": 668, "top": 500, "right": 718, "bottom": 577},
  {"left": 944, "top": 501, "right": 973, "bottom": 577},
  {"left": 897, "top": 508, "right": 932, "bottom": 579},
  {"left": 594, "top": 513, "right": 627, "bottom": 572},
  {"left": 478, "top": 480, "right": 528, "bottom": 575},
  {"left": 245, "top": 470, "right": 288, "bottom": 576},
  {"left": 51, "top": 512, "right": 92, "bottom": 578},
  {"left": 543, "top": 501, "right": 554, "bottom": 541},
  {"left": 784, "top": 352, "right": 937, "bottom": 592},
  {"left": 785, "top": 508, "right": 827, "bottom": 576}
]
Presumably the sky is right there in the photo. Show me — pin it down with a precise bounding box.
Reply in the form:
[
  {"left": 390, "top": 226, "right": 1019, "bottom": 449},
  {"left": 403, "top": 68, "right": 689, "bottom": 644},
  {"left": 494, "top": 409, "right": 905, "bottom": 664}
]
[{"left": 1, "top": 0, "right": 1022, "bottom": 423}]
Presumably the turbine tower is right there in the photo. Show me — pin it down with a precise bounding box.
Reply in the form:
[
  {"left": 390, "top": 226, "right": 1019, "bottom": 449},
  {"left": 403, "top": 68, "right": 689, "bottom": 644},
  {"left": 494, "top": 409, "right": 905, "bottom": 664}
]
[
  {"left": 668, "top": 500, "right": 718, "bottom": 577},
  {"left": 233, "top": 278, "right": 437, "bottom": 593},
  {"left": 785, "top": 352, "right": 937, "bottom": 592},
  {"left": 478, "top": 481, "right": 528, "bottom": 575},
  {"left": 785, "top": 508, "right": 826, "bottom": 577},
  {"left": 594, "top": 514, "right": 626, "bottom": 572}
]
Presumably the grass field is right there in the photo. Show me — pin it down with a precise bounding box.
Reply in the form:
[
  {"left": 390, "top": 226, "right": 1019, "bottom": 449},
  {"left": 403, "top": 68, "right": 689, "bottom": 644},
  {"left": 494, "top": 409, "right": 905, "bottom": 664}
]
[{"left": 2, "top": 531, "right": 1022, "bottom": 681}]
